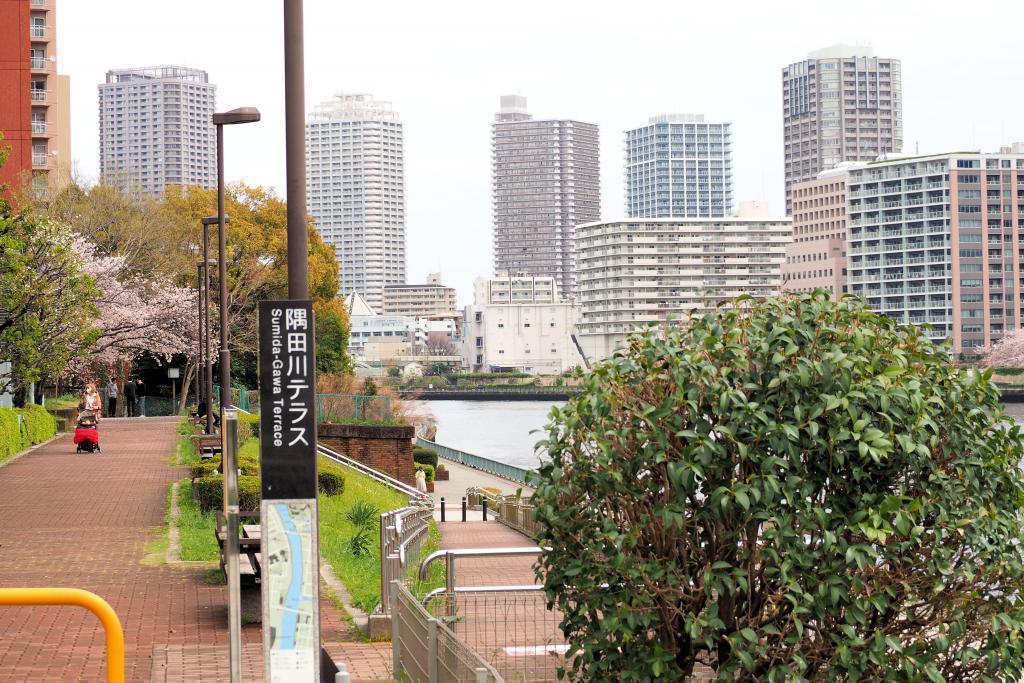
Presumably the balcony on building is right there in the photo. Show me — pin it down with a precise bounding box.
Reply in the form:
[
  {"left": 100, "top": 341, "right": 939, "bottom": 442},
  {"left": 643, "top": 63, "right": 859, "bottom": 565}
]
[{"left": 32, "top": 154, "right": 50, "bottom": 169}]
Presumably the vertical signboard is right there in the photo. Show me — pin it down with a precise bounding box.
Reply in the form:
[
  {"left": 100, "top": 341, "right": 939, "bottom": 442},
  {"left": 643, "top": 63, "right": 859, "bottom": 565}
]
[{"left": 258, "top": 300, "right": 319, "bottom": 682}]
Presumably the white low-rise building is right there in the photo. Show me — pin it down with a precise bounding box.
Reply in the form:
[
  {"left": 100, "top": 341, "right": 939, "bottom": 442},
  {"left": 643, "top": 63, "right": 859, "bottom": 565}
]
[
  {"left": 461, "top": 276, "right": 585, "bottom": 375},
  {"left": 575, "top": 214, "right": 792, "bottom": 360}
]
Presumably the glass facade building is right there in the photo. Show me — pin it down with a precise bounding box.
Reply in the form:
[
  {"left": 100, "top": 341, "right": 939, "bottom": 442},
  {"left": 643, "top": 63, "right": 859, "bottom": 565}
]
[{"left": 625, "top": 114, "right": 732, "bottom": 218}]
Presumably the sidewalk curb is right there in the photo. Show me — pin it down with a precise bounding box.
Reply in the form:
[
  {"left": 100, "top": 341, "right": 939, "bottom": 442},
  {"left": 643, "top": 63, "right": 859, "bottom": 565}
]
[
  {"left": 168, "top": 481, "right": 182, "bottom": 562},
  {"left": 321, "top": 561, "right": 371, "bottom": 633},
  {"left": 0, "top": 431, "right": 65, "bottom": 471}
]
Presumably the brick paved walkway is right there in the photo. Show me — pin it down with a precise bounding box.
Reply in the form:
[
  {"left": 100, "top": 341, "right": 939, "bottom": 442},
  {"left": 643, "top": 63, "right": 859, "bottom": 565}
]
[{"left": 0, "top": 417, "right": 389, "bottom": 682}]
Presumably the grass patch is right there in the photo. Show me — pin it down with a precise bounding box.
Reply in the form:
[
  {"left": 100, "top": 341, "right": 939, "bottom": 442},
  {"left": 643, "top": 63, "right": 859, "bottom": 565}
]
[
  {"left": 47, "top": 394, "right": 81, "bottom": 411},
  {"left": 142, "top": 526, "right": 169, "bottom": 566},
  {"left": 176, "top": 476, "right": 219, "bottom": 561},
  {"left": 204, "top": 568, "right": 227, "bottom": 585}
]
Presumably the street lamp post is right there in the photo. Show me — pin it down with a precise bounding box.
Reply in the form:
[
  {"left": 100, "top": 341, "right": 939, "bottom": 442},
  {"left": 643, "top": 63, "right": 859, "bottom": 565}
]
[
  {"left": 211, "top": 108, "right": 259, "bottom": 683},
  {"left": 212, "top": 108, "right": 260, "bottom": 409},
  {"left": 200, "top": 217, "right": 224, "bottom": 433},
  {"left": 195, "top": 261, "right": 205, "bottom": 416}
]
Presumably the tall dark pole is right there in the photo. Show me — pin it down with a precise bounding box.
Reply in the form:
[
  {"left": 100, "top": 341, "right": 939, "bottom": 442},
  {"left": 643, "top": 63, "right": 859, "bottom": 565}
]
[
  {"left": 203, "top": 224, "right": 214, "bottom": 434},
  {"left": 196, "top": 262, "right": 205, "bottom": 414},
  {"left": 284, "top": 0, "right": 309, "bottom": 299},
  {"left": 217, "top": 126, "right": 231, "bottom": 410}
]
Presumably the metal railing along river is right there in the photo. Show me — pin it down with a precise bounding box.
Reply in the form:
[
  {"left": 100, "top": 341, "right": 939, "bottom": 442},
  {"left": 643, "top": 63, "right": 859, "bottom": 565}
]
[
  {"left": 416, "top": 437, "right": 534, "bottom": 485},
  {"left": 466, "top": 488, "right": 538, "bottom": 538}
]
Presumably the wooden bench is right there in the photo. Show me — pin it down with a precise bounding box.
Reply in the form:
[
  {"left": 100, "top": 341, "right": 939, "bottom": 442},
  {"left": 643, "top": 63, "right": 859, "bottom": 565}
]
[
  {"left": 216, "top": 511, "right": 262, "bottom": 585},
  {"left": 191, "top": 434, "right": 222, "bottom": 461}
]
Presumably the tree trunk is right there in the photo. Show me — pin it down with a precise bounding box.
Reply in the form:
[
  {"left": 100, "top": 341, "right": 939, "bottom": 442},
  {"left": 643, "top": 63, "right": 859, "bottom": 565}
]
[{"left": 178, "top": 360, "right": 196, "bottom": 414}]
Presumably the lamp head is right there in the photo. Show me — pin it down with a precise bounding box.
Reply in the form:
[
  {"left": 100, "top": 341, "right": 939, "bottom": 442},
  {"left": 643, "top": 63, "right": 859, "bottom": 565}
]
[
  {"left": 201, "top": 216, "right": 229, "bottom": 226},
  {"left": 213, "top": 107, "right": 261, "bottom": 126}
]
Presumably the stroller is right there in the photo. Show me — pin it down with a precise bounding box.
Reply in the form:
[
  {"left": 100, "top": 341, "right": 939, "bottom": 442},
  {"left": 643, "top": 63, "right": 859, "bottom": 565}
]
[{"left": 73, "top": 414, "right": 101, "bottom": 453}]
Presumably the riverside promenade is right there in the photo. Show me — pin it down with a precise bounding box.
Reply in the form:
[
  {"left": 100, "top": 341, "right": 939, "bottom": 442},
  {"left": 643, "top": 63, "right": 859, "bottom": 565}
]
[{"left": 0, "top": 417, "right": 389, "bottom": 682}]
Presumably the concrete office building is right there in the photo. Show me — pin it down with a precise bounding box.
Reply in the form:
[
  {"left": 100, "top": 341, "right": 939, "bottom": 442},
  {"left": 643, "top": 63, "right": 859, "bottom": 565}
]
[
  {"left": 491, "top": 95, "right": 599, "bottom": 299},
  {"left": 98, "top": 66, "right": 215, "bottom": 196},
  {"left": 462, "top": 276, "right": 584, "bottom": 375},
  {"left": 782, "top": 164, "right": 856, "bottom": 294},
  {"left": 344, "top": 292, "right": 414, "bottom": 356},
  {"left": 625, "top": 114, "right": 733, "bottom": 218},
  {"left": 307, "top": 93, "right": 406, "bottom": 312},
  {"left": 0, "top": 0, "right": 71, "bottom": 198},
  {"left": 382, "top": 273, "right": 457, "bottom": 318},
  {"left": 575, "top": 214, "right": 792, "bottom": 360},
  {"left": 782, "top": 44, "right": 902, "bottom": 213},
  {"left": 846, "top": 147, "right": 1024, "bottom": 355}
]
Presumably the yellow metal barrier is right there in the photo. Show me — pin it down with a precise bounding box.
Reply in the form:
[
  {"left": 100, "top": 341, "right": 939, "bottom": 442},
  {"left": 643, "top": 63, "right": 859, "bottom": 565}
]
[{"left": 0, "top": 588, "right": 125, "bottom": 683}]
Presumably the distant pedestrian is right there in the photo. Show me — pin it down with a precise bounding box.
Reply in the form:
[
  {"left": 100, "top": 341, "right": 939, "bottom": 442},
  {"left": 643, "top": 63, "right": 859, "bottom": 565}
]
[
  {"left": 106, "top": 379, "right": 118, "bottom": 417},
  {"left": 123, "top": 378, "right": 137, "bottom": 417},
  {"left": 135, "top": 378, "right": 146, "bottom": 417}
]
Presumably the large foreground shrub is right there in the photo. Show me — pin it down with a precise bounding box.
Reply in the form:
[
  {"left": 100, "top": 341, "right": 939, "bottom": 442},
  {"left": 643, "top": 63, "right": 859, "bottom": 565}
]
[{"left": 534, "top": 292, "right": 1024, "bottom": 681}]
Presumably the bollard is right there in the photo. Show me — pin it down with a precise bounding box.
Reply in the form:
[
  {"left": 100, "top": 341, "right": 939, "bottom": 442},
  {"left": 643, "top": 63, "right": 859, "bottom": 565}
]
[
  {"left": 482, "top": 499, "right": 488, "bottom": 521},
  {"left": 461, "top": 496, "right": 467, "bottom": 522},
  {"left": 335, "top": 662, "right": 351, "bottom": 683},
  {"left": 440, "top": 497, "right": 446, "bottom": 523}
]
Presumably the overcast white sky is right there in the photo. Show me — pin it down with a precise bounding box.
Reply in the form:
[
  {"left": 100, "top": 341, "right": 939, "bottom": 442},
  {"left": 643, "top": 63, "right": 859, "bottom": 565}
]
[{"left": 58, "top": 0, "right": 1024, "bottom": 303}]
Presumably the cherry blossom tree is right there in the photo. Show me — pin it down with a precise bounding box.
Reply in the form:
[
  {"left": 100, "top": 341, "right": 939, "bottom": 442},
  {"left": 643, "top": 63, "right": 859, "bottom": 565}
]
[
  {"left": 70, "top": 238, "right": 199, "bottom": 375},
  {"left": 982, "top": 328, "right": 1024, "bottom": 368}
]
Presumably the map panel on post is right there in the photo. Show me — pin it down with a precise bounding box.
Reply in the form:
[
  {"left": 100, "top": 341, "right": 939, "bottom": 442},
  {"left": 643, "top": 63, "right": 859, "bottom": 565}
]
[{"left": 262, "top": 499, "right": 318, "bottom": 682}]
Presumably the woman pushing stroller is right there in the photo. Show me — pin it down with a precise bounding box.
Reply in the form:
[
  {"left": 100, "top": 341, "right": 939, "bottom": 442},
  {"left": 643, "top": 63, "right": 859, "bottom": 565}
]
[{"left": 73, "top": 382, "right": 103, "bottom": 453}]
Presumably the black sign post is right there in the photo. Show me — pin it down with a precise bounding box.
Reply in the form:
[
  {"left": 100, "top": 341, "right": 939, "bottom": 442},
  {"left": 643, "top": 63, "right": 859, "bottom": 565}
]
[{"left": 258, "top": 299, "right": 320, "bottom": 679}]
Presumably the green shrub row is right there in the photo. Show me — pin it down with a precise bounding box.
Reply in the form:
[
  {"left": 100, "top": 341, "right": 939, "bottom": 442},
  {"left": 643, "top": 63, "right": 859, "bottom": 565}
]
[
  {"left": 191, "top": 456, "right": 347, "bottom": 511},
  {"left": 413, "top": 447, "right": 438, "bottom": 468},
  {"left": 0, "top": 405, "right": 57, "bottom": 463}
]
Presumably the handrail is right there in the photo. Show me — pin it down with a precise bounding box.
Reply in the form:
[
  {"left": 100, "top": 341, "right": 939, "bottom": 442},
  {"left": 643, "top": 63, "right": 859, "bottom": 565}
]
[
  {"left": 415, "top": 436, "right": 534, "bottom": 485},
  {"left": 0, "top": 588, "right": 125, "bottom": 683},
  {"left": 317, "top": 442, "right": 428, "bottom": 501},
  {"left": 419, "top": 547, "right": 543, "bottom": 582}
]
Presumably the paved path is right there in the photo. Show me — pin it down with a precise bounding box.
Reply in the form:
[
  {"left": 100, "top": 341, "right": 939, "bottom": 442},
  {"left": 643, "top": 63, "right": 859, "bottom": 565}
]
[
  {"left": 0, "top": 417, "right": 389, "bottom": 682},
  {"left": 431, "top": 458, "right": 533, "bottom": 521}
]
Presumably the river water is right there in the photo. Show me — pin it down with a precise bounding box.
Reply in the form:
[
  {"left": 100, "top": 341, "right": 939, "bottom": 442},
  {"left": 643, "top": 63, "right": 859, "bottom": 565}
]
[
  {"left": 414, "top": 400, "right": 562, "bottom": 470},
  {"left": 419, "top": 399, "right": 1024, "bottom": 471}
]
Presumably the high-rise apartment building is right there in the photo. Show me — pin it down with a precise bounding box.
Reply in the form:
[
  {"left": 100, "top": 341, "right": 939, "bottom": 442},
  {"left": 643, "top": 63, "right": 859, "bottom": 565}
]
[
  {"left": 575, "top": 215, "right": 792, "bottom": 360},
  {"left": 0, "top": 0, "right": 70, "bottom": 198},
  {"left": 782, "top": 164, "right": 854, "bottom": 295},
  {"left": 382, "top": 273, "right": 457, "bottom": 318},
  {"left": 625, "top": 114, "right": 732, "bottom": 218},
  {"left": 98, "top": 66, "right": 215, "bottom": 196},
  {"left": 307, "top": 93, "right": 406, "bottom": 312},
  {"left": 491, "top": 95, "right": 599, "bottom": 299},
  {"left": 782, "top": 45, "right": 902, "bottom": 214},
  {"left": 846, "top": 147, "right": 1024, "bottom": 355}
]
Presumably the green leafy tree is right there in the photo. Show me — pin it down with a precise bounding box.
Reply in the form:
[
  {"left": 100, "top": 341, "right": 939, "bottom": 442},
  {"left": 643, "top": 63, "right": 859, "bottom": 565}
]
[
  {"left": 534, "top": 291, "right": 1024, "bottom": 681},
  {"left": 0, "top": 209, "right": 100, "bottom": 399}
]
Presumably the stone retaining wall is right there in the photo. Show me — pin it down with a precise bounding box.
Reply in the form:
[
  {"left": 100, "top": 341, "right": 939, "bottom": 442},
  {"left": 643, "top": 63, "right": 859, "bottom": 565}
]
[{"left": 318, "top": 423, "right": 416, "bottom": 486}]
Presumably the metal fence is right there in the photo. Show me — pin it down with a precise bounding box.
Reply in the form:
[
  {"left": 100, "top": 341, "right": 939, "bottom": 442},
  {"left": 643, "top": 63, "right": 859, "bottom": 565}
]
[
  {"left": 380, "top": 504, "right": 433, "bottom": 615},
  {"left": 426, "top": 588, "right": 564, "bottom": 683},
  {"left": 318, "top": 393, "right": 392, "bottom": 423},
  {"left": 416, "top": 437, "right": 533, "bottom": 485},
  {"left": 391, "top": 581, "right": 504, "bottom": 683},
  {"left": 465, "top": 488, "right": 538, "bottom": 539}
]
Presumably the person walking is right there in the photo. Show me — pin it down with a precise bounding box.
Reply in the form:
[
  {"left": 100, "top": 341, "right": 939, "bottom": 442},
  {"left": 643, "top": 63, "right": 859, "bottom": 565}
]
[
  {"left": 82, "top": 383, "right": 103, "bottom": 419},
  {"left": 105, "top": 379, "right": 118, "bottom": 417},
  {"left": 135, "top": 377, "right": 146, "bottom": 417},
  {"left": 123, "top": 378, "right": 136, "bottom": 417}
]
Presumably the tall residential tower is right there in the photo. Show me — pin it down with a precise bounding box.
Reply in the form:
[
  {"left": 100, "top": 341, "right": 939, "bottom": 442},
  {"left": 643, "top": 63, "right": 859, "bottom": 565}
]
[
  {"left": 98, "top": 66, "right": 216, "bottom": 196},
  {"left": 306, "top": 93, "right": 406, "bottom": 311},
  {"left": 491, "top": 95, "right": 599, "bottom": 299},
  {"left": 782, "top": 45, "right": 902, "bottom": 213},
  {"left": 625, "top": 114, "right": 733, "bottom": 218},
  {"left": 0, "top": 0, "right": 70, "bottom": 198}
]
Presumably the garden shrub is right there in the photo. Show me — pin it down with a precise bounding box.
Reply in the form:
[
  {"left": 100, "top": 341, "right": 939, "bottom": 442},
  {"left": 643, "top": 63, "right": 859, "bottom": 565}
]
[
  {"left": 534, "top": 291, "right": 1024, "bottom": 681},
  {"left": 190, "top": 462, "right": 219, "bottom": 480},
  {"left": 413, "top": 447, "right": 439, "bottom": 468},
  {"left": 414, "top": 463, "right": 435, "bottom": 483},
  {"left": 238, "top": 411, "right": 260, "bottom": 439},
  {"left": 19, "top": 404, "right": 56, "bottom": 445},
  {"left": 0, "top": 408, "right": 26, "bottom": 461},
  {"left": 194, "top": 474, "right": 261, "bottom": 513},
  {"left": 318, "top": 469, "right": 345, "bottom": 496}
]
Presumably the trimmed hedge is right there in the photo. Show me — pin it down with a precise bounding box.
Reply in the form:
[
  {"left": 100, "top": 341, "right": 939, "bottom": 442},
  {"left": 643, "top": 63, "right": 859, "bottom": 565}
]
[
  {"left": 0, "top": 405, "right": 58, "bottom": 463},
  {"left": 413, "top": 447, "right": 439, "bottom": 468},
  {"left": 318, "top": 469, "right": 345, "bottom": 496},
  {"left": 194, "top": 474, "right": 262, "bottom": 513},
  {"left": 238, "top": 411, "right": 260, "bottom": 440}
]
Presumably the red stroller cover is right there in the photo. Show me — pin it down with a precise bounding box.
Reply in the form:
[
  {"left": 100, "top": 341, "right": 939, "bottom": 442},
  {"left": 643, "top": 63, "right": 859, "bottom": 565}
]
[{"left": 73, "top": 426, "right": 99, "bottom": 445}]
